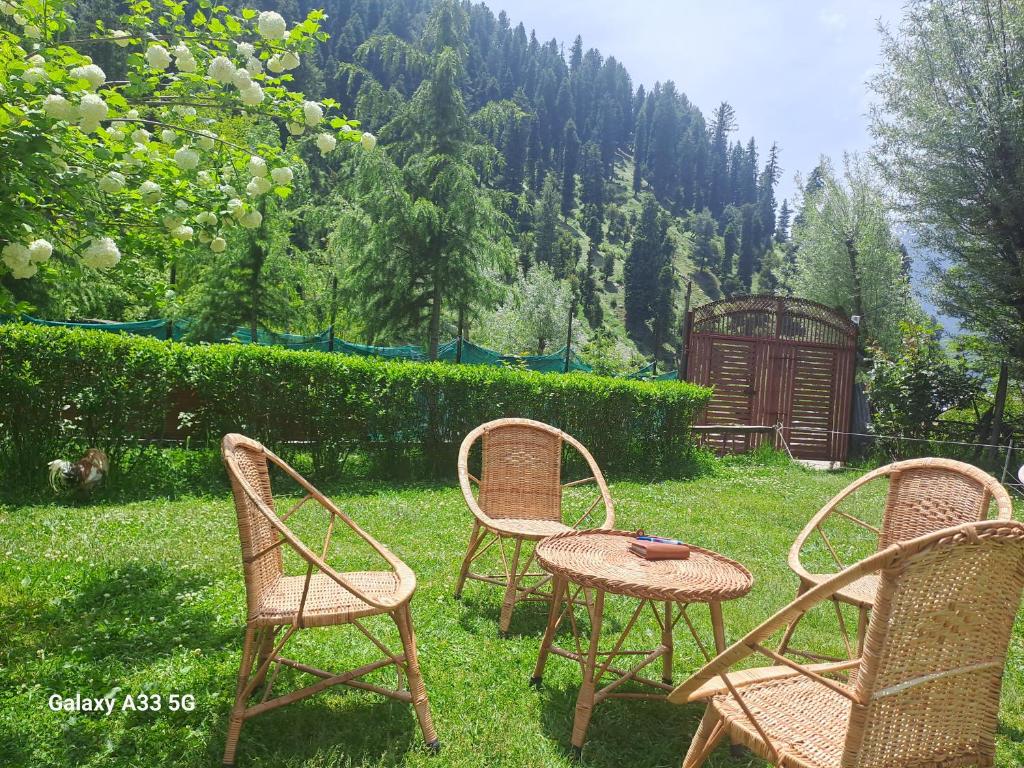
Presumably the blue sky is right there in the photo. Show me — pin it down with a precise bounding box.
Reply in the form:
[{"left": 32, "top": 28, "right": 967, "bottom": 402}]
[{"left": 491, "top": 0, "right": 904, "bottom": 206}]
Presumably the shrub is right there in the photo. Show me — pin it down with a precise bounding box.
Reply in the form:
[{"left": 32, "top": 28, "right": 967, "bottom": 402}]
[{"left": 0, "top": 325, "right": 711, "bottom": 487}]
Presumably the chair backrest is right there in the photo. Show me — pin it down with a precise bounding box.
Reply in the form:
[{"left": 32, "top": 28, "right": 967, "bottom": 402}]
[
  {"left": 477, "top": 419, "right": 564, "bottom": 522},
  {"left": 842, "top": 520, "right": 1024, "bottom": 768},
  {"left": 222, "top": 433, "right": 284, "bottom": 616},
  {"left": 877, "top": 458, "right": 1011, "bottom": 549}
]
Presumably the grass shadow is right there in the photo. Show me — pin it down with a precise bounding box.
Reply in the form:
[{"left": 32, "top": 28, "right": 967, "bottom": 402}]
[
  {"left": 227, "top": 695, "right": 421, "bottom": 767},
  {"left": 535, "top": 682, "right": 694, "bottom": 767}
]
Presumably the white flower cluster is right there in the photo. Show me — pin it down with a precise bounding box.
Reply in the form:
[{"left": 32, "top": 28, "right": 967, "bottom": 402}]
[
  {"left": 174, "top": 147, "right": 200, "bottom": 170},
  {"left": 99, "top": 171, "right": 125, "bottom": 194},
  {"left": 316, "top": 132, "right": 336, "bottom": 156},
  {"left": 139, "top": 180, "right": 162, "bottom": 204},
  {"left": 257, "top": 11, "right": 287, "bottom": 41},
  {"left": 267, "top": 51, "right": 299, "bottom": 73},
  {"left": 2, "top": 239, "right": 52, "bottom": 279},
  {"left": 69, "top": 63, "right": 106, "bottom": 89},
  {"left": 43, "top": 94, "right": 77, "bottom": 121},
  {"left": 172, "top": 43, "right": 197, "bottom": 74},
  {"left": 145, "top": 45, "right": 172, "bottom": 71},
  {"left": 78, "top": 93, "right": 108, "bottom": 133},
  {"left": 81, "top": 237, "right": 121, "bottom": 270},
  {"left": 302, "top": 101, "right": 322, "bottom": 127}
]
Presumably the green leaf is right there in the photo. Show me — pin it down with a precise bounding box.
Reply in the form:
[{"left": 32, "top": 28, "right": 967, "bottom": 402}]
[{"left": 192, "top": 9, "right": 206, "bottom": 25}]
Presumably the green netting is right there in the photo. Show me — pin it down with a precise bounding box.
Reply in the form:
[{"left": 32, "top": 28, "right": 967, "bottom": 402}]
[
  {"left": 626, "top": 362, "right": 656, "bottom": 379},
  {"left": 18, "top": 314, "right": 173, "bottom": 338},
  {"left": 3, "top": 317, "right": 628, "bottom": 374},
  {"left": 231, "top": 326, "right": 332, "bottom": 351},
  {"left": 625, "top": 363, "right": 679, "bottom": 381},
  {"left": 436, "top": 338, "right": 504, "bottom": 365},
  {"left": 336, "top": 340, "right": 425, "bottom": 360},
  {"left": 503, "top": 346, "right": 593, "bottom": 373}
]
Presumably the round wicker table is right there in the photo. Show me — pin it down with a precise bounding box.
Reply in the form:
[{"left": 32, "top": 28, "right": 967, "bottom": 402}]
[{"left": 531, "top": 529, "right": 753, "bottom": 752}]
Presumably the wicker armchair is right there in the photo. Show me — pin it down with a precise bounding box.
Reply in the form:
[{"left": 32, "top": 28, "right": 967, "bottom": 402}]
[
  {"left": 221, "top": 434, "right": 438, "bottom": 766},
  {"left": 454, "top": 418, "right": 614, "bottom": 634},
  {"left": 781, "top": 457, "right": 1012, "bottom": 658},
  {"left": 670, "top": 519, "right": 1024, "bottom": 768}
]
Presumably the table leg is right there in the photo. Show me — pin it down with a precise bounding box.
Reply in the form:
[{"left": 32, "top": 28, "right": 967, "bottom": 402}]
[
  {"left": 662, "top": 601, "right": 674, "bottom": 685},
  {"left": 710, "top": 600, "right": 743, "bottom": 757},
  {"left": 571, "top": 588, "right": 604, "bottom": 753},
  {"left": 709, "top": 601, "right": 726, "bottom": 654},
  {"left": 531, "top": 576, "right": 567, "bottom": 687}
]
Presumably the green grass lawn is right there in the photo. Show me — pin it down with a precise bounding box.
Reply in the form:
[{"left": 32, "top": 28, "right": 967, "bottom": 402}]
[{"left": 2, "top": 458, "right": 1023, "bottom": 767}]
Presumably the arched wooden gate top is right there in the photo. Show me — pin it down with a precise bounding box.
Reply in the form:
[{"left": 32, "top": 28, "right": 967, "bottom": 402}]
[{"left": 691, "top": 295, "right": 858, "bottom": 349}]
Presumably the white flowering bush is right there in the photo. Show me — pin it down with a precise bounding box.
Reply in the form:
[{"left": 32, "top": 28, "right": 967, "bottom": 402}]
[{"left": 0, "top": 0, "right": 365, "bottom": 309}]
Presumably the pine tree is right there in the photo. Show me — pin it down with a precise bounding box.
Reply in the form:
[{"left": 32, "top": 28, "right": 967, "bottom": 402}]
[
  {"left": 580, "top": 141, "right": 604, "bottom": 215},
  {"left": 338, "top": 1, "right": 511, "bottom": 359},
  {"left": 738, "top": 204, "right": 757, "bottom": 290},
  {"left": 775, "top": 198, "right": 791, "bottom": 244},
  {"left": 707, "top": 101, "right": 736, "bottom": 217},
  {"left": 561, "top": 119, "right": 580, "bottom": 216},
  {"left": 689, "top": 208, "right": 718, "bottom": 272},
  {"left": 535, "top": 171, "right": 560, "bottom": 269},
  {"left": 624, "top": 194, "right": 673, "bottom": 341},
  {"left": 651, "top": 261, "right": 677, "bottom": 362}
]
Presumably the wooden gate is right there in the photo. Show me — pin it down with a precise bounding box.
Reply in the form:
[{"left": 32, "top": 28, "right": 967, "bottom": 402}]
[{"left": 685, "top": 296, "right": 857, "bottom": 462}]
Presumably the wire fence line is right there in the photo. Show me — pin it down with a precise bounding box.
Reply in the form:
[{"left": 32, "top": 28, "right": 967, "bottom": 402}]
[{"left": 766, "top": 423, "right": 1024, "bottom": 498}]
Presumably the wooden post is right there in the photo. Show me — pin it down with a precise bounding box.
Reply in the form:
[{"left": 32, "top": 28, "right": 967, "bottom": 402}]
[
  {"left": 327, "top": 274, "right": 338, "bottom": 353},
  {"left": 456, "top": 306, "right": 465, "bottom": 363},
  {"left": 677, "top": 281, "right": 693, "bottom": 378},
  {"left": 564, "top": 298, "right": 575, "bottom": 373}
]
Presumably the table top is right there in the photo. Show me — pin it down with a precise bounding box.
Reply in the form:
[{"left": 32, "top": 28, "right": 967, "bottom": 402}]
[{"left": 535, "top": 529, "right": 753, "bottom": 603}]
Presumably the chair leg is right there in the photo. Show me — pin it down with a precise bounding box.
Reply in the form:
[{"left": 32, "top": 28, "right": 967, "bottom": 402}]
[
  {"left": 395, "top": 603, "right": 439, "bottom": 750},
  {"left": 777, "top": 582, "right": 809, "bottom": 655},
  {"left": 499, "top": 537, "right": 524, "bottom": 634},
  {"left": 223, "top": 624, "right": 258, "bottom": 766},
  {"left": 252, "top": 626, "right": 278, "bottom": 689},
  {"left": 454, "top": 521, "right": 483, "bottom": 599},
  {"left": 682, "top": 707, "right": 726, "bottom": 768}
]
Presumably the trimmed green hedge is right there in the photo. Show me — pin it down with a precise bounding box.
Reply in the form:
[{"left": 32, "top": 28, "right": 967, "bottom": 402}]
[{"left": 0, "top": 324, "right": 711, "bottom": 483}]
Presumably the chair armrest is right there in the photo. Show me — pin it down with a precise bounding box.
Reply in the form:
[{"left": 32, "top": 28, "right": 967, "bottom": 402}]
[{"left": 235, "top": 466, "right": 408, "bottom": 611}]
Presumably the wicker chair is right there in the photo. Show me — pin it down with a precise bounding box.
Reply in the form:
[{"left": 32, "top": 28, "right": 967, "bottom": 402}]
[
  {"left": 221, "top": 434, "right": 438, "bottom": 765},
  {"left": 670, "top": 519, "right": 1024, "bottom": 768},
  {"left": 454, "top": 418, "right": 614, "bottom": 634},
  {"left": 780, "top": 457, "right": 1012, "bottom": 658}
]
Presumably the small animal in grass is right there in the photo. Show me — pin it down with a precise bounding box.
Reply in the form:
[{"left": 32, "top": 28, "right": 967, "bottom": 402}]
[{"left": 47, "top": 448, "right": 109, "bottom": 494}]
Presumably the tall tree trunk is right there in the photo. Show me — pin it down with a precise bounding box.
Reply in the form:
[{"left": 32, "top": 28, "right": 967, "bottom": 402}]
[
  {"left": 986, "top": 360, "right": 1009, "bottom": 465},
  {"left": 538, "top": 338, "right": 546, "bottom": 355},
  {"left": 427, "top": 276, "right": 442, "bottom": 361},
  {"left": 844, "top": 237, "right": 865, "bottom": 331},
  {"left": 677, "top": 280, "right": 692, "bottom": 375},
  {"left": 455, "top": 306, "right": 465, "bottom": 363},
  {"left": 327, "top": 275, "right": 338, "bottom": 352}
]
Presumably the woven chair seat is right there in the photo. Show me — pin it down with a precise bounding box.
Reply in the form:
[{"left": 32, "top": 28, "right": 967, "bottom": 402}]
[
  {"left": 801, "top": 572, "right": 879, "bottom": 608},
  {"left": 254, "top": 571, "right": 414, "bottom": 627},
  {"left": 712, "top": 675, "right": 851, "bottom": 768},
  {"left": 481, "top": 517, "right": 574, "bottom": 540}
]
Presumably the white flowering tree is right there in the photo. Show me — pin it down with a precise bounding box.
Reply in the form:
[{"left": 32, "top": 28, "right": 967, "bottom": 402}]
[{"left": 0, "top": 0, "right": 376, "bottom": 310}]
